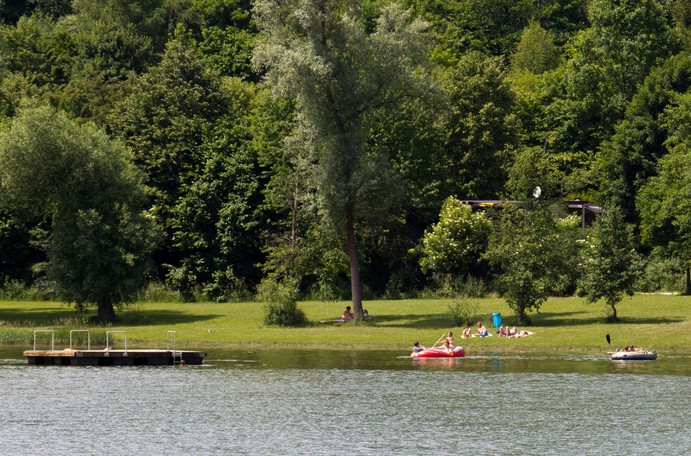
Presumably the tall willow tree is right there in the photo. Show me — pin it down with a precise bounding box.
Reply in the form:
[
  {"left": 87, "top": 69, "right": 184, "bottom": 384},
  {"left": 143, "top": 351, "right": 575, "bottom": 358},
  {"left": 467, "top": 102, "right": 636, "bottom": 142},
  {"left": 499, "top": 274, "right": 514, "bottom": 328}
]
[{"left": 253, "top": 0, "right": 431, "bottom": 318}]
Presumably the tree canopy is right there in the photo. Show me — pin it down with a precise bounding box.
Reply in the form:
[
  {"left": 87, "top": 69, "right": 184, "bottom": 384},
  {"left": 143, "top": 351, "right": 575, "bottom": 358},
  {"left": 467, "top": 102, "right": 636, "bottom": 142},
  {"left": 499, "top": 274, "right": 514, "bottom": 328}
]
[
  {"left": 0, "top": 0, "right": 689, "bottom": 319},
  {"left": 0, "top": 104, "right": 155, "bottom": 322}
]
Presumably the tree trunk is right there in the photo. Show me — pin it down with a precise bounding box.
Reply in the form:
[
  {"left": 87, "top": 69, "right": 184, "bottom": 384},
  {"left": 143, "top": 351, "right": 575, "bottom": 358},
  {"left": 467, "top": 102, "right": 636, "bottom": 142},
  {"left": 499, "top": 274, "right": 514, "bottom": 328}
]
[
  {"left": 685, "top": 267, "right": 691, "bottom": 296},
  {"left": 345, "top": 207, "right": 363, "bottom": 320},
  {"left": 516, "top": 308, "right": 524, "bottom": 325},
  {"left": 96, "top": 301, "right": 117, "bottom": 324}
]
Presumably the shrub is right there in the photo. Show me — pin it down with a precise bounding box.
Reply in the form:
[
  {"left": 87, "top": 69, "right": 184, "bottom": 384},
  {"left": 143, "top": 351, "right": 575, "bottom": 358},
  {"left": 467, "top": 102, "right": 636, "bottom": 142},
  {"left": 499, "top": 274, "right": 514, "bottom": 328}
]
[
  {"left": 636, "top": 255, "right": 686, "bottom": 293},
  {"left": 259, "top": 279, "right": 308, "bottom": 327},
  {"left": 137, "top": 282, "right": 184, "bottom": 303},
  {"left": 447, "top": 298, "right": 480, "bottom": 327},
  {"left": 0, "top": 279, "right": 50, "bottom": 301}
]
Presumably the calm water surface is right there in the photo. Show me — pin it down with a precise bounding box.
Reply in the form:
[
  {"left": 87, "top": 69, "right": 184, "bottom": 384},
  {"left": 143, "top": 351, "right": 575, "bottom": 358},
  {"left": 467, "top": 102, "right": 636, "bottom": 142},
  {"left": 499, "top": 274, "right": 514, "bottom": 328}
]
[{"left": 0, "top": 348, "right": 689, "bottom": 455}]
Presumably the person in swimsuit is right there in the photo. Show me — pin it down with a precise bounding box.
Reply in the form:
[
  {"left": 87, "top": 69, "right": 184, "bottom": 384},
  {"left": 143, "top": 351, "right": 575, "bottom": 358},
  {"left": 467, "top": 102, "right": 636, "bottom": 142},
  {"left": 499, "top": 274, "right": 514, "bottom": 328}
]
[
  {"left": 462, "top": 325, "right": 472, "bottom": 339},
  {"left": 477, "top": 322, "right": 488, "bottom": 337},
  {"left": 445, "top": 331, "right": 455, "bottom": 348},
  {"left": 340, "top": 306, "right": 354, "bottom": 321}
]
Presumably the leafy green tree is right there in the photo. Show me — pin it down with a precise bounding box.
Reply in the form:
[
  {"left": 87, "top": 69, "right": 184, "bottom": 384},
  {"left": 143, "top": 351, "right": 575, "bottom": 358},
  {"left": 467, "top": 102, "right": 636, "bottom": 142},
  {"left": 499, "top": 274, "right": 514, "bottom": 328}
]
[
  {"left": 0, "top": 104, "right": 155, "bottom": 322},
  {"left": 418, "top": 197, "right": 491, "bottom": 279},
  {"left": 577, "top": 206, "right": 642, "bottom": 321},
  {"left": 357, "top": 92, "right": 448, "bottom": 297},
  {"left": 72, "top": 0, "right": 171, "bottom": 52},
  {"left": 169, "top": 81, "right": 265, "bottom": 300},
  {"left": 253, "top": 0, "right": 432, "bottom": 318},
  {"left": 109, "top": 35, "right": 262, "bottom": 298},
  {"left": 671, "top": 0, "right": 691, "bottom": 49},
  {"left": 503, "top": 145, "right": 584, "bottom": 296},
  {"left": 404, "top": 0, "right": 535, "bottom": 61},
  {"left": 181, "top": 0, "right": 256, "bottom": 80},
  {"left": 504, "top": 146, "right": 564, "bottom": 201},
  {"left": 440, "top": 51, "right": 519, "bottom": 199},
  {"left": 255, "top": 94, "right": 352, "bottom": 299},
  {"left": 0, "top": 13, "right": 76, "bottom": 89},
  {"left": 484, "top": 202, "right": 563, "bottom": 324},
  {"left": 511, "top": 20, "right": 559, "bottom": 75},
  {"left": 56, "top": 16, "right": 154, "bottom": 123},
  {"left": 552, "top": 0, "right": 673, "bottom": 159},
  {"left": 637, "top": 90, "right": 691, "bottom": 294},
  {"left": 596, "top": 53, "right": 691, "bottom": 221}
]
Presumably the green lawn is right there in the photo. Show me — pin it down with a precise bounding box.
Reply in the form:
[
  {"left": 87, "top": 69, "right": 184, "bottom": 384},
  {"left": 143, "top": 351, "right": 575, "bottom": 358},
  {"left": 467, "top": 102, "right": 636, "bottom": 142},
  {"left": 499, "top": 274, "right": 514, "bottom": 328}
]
[{"left": 1, "top": 294, "right": 689, "bottom": 355}]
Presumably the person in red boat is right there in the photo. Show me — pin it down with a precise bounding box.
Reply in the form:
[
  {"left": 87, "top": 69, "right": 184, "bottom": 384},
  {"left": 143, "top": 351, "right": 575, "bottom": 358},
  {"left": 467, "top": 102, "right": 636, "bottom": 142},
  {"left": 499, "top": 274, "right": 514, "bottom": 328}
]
[
  {"left": 412, "top": 341, "right": 425, "bottom": 354},
  {"left": 445, "top": 331, "right": 455, "bottom": 348}
]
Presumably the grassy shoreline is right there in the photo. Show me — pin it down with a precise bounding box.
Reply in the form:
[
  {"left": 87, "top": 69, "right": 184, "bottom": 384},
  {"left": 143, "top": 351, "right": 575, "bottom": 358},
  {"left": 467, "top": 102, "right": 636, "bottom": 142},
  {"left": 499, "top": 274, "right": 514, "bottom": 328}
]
[{"left": 1, "top": 295, "right": 689, "bottom": 355}]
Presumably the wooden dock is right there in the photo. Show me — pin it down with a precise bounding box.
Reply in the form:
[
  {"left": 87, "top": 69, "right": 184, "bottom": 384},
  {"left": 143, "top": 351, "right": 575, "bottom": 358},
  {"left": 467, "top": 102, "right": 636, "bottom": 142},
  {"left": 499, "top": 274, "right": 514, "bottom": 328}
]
[
  {"left": 24, "top": 330, "right": 207, "bottom": 366},
  {"left": 24, "top": 348, "right": 206, "bottom": 366}
]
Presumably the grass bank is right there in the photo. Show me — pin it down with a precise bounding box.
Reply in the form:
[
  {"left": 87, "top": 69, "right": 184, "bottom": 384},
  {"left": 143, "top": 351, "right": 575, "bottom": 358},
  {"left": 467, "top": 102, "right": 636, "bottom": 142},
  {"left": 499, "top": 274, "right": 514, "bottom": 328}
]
[{"left": 0, "top": 295, "right": 689, "bottom": 355}]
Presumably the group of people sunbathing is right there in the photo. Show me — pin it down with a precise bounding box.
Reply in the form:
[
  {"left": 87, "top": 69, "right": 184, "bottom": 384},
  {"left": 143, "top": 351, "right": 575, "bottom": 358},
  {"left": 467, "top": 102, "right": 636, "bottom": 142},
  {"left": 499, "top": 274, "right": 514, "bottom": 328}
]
[
  {"left": 498, "top": 325, "right": 535, "bottom": 338},
  {"left": 456, "top": 322, "right": 535, "bottom": 338}
]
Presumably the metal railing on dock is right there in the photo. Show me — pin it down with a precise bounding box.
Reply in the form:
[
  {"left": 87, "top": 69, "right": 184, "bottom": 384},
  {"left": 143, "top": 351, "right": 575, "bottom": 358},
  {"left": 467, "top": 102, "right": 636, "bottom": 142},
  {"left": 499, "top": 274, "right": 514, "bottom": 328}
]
[
  {"left": 32, "top": 330, "right": 55, "bottom": 351},
  {"left": 69, "top": 330, "right": 91, "bottom": 350},
  {"left": 167, "top": 331, "right": 183, "bottom": 365},
  {"left": 106, "top": 331, "right": 128, "bottom": 354}
]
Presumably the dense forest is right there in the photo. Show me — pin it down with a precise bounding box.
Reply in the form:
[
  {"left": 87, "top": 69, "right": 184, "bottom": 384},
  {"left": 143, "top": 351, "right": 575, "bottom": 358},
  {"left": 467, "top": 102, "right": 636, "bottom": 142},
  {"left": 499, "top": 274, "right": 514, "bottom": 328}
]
[{"left": 0, "top": 0, "right": 689, "bottom": 323}]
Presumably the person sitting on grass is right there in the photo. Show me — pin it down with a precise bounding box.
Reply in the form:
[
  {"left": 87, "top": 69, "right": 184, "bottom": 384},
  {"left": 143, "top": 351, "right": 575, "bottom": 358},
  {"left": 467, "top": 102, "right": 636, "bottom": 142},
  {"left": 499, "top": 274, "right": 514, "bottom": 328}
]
[
  {"left": 340, "top": 306, "right": 354, "bottom": 321},
  {"left": 477, "top": 322, "right": 489, "bottom": 337},
  {"left": 462, "top": 325, "right": 472, "bottom": 339}
]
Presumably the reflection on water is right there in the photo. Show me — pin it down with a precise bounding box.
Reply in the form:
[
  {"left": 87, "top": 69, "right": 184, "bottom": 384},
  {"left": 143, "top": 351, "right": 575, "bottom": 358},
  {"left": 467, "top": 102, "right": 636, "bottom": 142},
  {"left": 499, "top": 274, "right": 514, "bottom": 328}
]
[{"left": 0, "top": 348, "right": 688, "bottom": 455}]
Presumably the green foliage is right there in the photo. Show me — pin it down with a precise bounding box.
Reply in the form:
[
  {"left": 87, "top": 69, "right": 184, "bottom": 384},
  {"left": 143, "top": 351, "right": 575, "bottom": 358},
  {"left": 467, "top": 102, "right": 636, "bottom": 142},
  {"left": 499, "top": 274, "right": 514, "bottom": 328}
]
[
  {"left": 511, "top": 20, "right": 559, "bottom": 75},
  {"left": 137, "top": 282, "right": 185, "bottom": 303},
  {"left": 484, "top": 202, "right": 576, "bottom": 324},
  {"left": 0, "top": 104, "right": 156, "bottom": 322},
  {"left": 440, "top": 51, "right": 519, "bottom": 199},
  {"left": 253, "top": 0, "right": 433, "bottom": 316},
  {"left": 552, "top": 0, "right": 673, "bottom": 160},
  {"left": 109, "top": 36, "right": 265, "bottom": 298},
  {"left": 637, "top": 91, "right": 691, "bottom": 292},
  {"left": 0, "top": 278, "right": 47, "bottom": 301},
  {"left": 419, "top": 197, "right": 490, "bottom": 277},
  {"left": 596, "top": 53, "right": 691, "bottom": 219},
  {"left": 259, "top": 278, "right": 308, "bottom": 327},
  {"left": 447, "top": 297, "right": 480, "bottom": 327},
  {"left": 405, "top": 0, "right": 536, "bottom": 60},
  {"left": 636, "top": 252, "right": 686, "bottom": 293},
  {"left": 637, "top": 92, "right": 691, "bottom": 251},
  {"left": 577, "top": 206, "right": 642, "bottom": 321},
  {"left": 0, "top": 14, "right": 76, "bottom": 88},
  {"left": 0, "top": 0, "right": 688, "bottom": 306},
  {"left": 0, "top": 207, "right": 44, "bottom": 285}
]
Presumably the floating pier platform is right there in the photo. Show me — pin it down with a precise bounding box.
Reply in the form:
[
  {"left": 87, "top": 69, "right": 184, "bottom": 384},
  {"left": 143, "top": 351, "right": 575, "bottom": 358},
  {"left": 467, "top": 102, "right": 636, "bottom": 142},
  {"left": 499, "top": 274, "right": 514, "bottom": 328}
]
[{"left": 24, "top": 330, "right": 206, "bottom": 366}]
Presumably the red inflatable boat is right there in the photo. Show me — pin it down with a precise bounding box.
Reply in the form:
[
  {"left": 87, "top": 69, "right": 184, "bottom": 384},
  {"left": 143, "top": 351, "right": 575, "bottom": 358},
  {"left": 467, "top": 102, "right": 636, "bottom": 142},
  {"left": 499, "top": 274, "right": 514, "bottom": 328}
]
[{"left": 410, "top": 346, "right": 465, "bottom": 358}]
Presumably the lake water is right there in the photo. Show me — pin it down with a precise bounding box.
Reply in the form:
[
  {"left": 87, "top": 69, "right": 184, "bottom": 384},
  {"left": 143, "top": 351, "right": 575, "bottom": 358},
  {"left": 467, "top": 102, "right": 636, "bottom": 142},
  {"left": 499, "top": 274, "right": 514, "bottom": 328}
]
[{"left": 0, "top": 348, "right": 689, "bottom": 455}]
